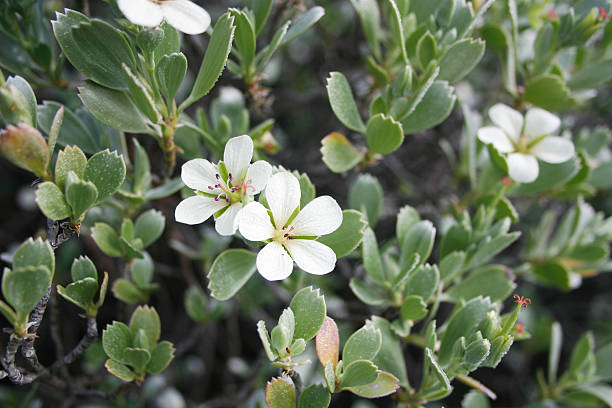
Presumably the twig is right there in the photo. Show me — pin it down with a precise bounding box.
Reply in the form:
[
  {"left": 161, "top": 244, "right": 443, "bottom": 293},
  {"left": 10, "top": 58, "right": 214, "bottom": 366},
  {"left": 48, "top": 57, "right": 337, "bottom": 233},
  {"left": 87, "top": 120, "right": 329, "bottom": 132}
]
[
  {"left": 50, "top": 317, "right": 97, "bottom": 371},
  {"left": 21, "top": 287, "right": 51, "bottom": 373},
  {"left": 1, "top": 334, "right": 37, "bottom": 384},
  {"left": 174, "top": 324, "right": 206, "bottom": 357},
  {"left": 50, "top": 292, "right": 69, "bottom": 378},
  {"left": 72, "top": 382, "right": 131, "bottom": 399},
  {"left": 287, "top": 369, "right": 303, "bottom": 394}
]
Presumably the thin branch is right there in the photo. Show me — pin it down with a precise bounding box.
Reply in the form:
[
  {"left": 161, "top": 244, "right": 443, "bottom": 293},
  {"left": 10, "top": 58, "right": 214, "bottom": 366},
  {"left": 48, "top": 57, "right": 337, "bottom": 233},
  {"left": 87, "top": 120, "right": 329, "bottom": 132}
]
[{"left": 50, "top": 317, "right": 97, "bottom": 371}]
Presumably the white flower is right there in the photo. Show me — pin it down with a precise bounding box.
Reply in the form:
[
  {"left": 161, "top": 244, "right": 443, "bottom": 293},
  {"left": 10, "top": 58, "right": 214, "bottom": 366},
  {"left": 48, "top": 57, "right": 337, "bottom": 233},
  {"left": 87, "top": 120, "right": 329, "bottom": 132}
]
[
  {"left": 117, "top": 0, "right": 211, "bottom": 35},
  {"left": 175, "top": 135, "right": 272, "bottom": 235},
  {"left": 477, "top": 103, "right": 575, "bottom": 183},
  {"left": 238, "top": 172, "right": 343, "bottom": 281}
]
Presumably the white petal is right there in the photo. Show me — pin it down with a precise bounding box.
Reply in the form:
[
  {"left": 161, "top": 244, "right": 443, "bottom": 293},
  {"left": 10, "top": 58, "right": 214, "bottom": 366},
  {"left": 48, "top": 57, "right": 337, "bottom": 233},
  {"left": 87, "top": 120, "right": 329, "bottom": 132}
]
[
  {"left": 291, "top": 196, "right": 343, "bottom": 236},
  {"left": 238, "top": 202, "right": 275, "bottom": 241},
  {"left": 524, "top": 108, "right": 560, "bottom": 139},
  {"left": 245, "top": 161, "right": 272, "bottom": 194},
  {"left": 214, "top": 202, "right": 243, "bottom": 236},
  {"left": 160, "top": 0, "right": 211, "bottom": 35},
  {"left": 266, "top": 172, "right": 301, "bottom": 227},
  {"left": 175, "top": 195, "right": 226, "bottom": 225},
  {"left": 489, "top": 103, "right": 523, "bottom": 142},
  {"left": 181, "top": 159, "right": 219, "bottom": 192},
  {"left": 507, "top": 153, "right": 539, "bottom": 183},
  {"left": 256, "top": 242, "right": 294, "bottom": 281},
  {"left": 285, "top": 239, "right": 336, "bottom": 275},
  {"left": 477, "top": 126, "right": 515, "bottom": 153},
  {"left": 531, "top": 136, "right": 575, "bottom": 164},
  {"left": 117, "top": 0, "right": 164, "bottom": 27},
  {"left": 223, "top": 135, "right": 253, "bottom": 182}
]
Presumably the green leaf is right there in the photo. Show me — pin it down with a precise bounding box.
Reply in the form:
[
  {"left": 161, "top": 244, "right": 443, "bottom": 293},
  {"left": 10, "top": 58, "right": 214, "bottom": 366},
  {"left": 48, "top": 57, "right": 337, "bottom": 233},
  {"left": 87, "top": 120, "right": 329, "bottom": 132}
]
[
  {"left": 253, "top": 0, "right": 273, "bottom": 35},
  {"left": 571, "top": 384, "right": 612, "bottom": 408},
  {"left": 548, "top": 321, "right": 562, "bottom": 385},
  {"left": 361, "top": 227, "right": 385, "bottom": 284},
  {"left": 134, "top": 209, "right": 165, "bottom": 248},
  {"left": 439, "top": 39, "right": 485, "bottom": 83},
  {"left": 258, "top": 320, "right": 277, "bottom": 361},
  {"left": 440, "top": 222, "right": 471, "bottom": 258},
  {"left": 145, "top": 177, "right": 184, "bottom": 200},
  {"left": 184, "top": 286, "right": 207, "bottom": 323},
  {"left": 122, "top": 64, "right": 160, "bottom": 123},
  {"left": 69, "top": 19, "right": 136, "bottom": 89},
  {"left": 396, "top": 205, "right": 420, "bottom": 247},
  {"left": 277, "top": 307, "right": 296, "bottom": 345},
  {"left": 102, "top": 321, "right": 132, "bottom": 363},
  {"left": 342, "top": 371, "right": 399, "bottom": 398},
  {"left": 146, "top": 341, "right": 175, "bottom": 374},
  {"left": 340, "top": 360, "right": 379, "bottom": 388},
  {"left": 349, "top": 278, "right": 387, "bottom": 306},
  {"left": 91, "top": 223, "right": 123, "bottom": 257},
  {"left": 57, "top": 277, "right": 98, "bottom": 310},
  {"left": 404, "top": 264, "right": 439, "bottom": 302},
  {"left": 423, "top": 348, "right": 452, "bottom": 398},
  {"left": 129, "top": 305, "right": 161, "bottom": 345},
  {"left": 132, "top": 139, "right": 151, "bottom": 194},
  {"left": 112, "top": 279, "right": 144, "bottom": 304},
  {"left": 131, "top": 252, "right": 154, "bottom": 288},
  {"left": 524, "top": 75, "right": 578, "bottom": 112},
  {"left": 124, "top": 347, "right": 151, "bottom": 372},
  {"left": 65, "top": 172, "right": 98, "bottom": 219},
  {"left": 154, "top": 22, "right": 180, "bottom": 64},
  {"left": 462, "top": 389, "right": 491, "bottom": 408},
  {"left": 255, "top": 22, "right": 290, "bottom": 71},
  {"left": 79, "top": 82, "right": 149, "bottom": 133},
  {"left": 52, "top": 10, "right": 122, "bottom": 89},
  {"left": 320, "top": 132, "right": 364, "bottom": 173},
  {"left": 384, "top": 0, "right": 408, "bottom": 64},
  {"left": 446, "top": 265, "right": 515, "bottom": 302},
  {"left": 365, "top": 113, "right": 404, "bottom": 155},
  {"left": 318, "top": 210, "right": 367, "bottom": 258},
  {"left": 348, "top": 174, "right": 383, "bottom": 227},
  {"left": 417, "top": 32, "right": 436, "bottom": 69},
  {"left": 351, "top": 0, "right": 382, "bottom": 59},
  {"left": 12, "top": 237, "right": 55, "bottom": 274},
  {"left": 5, "top": 76, "right": 37, "bottom": 127},
  {"left": 38, "top": 102, "right": 99, "bottom": 154},
  {"left": 182, "top": 13, "right": 235, "bottom": 110},
  {"left": 369, "top": 316, "right": 409, "bottom": 389},
  {"left": 343, "top": 321, "right": 382, "bottom": 366},
  {"left": 568, "top": 59, "right": 612, "bottom": 90},
  {"left": 84, "top": 149, "right": 126, "bottom": 203},
  {"left": 401, "top": 81, "right": 456, "bottom": 134},
  {"left": 316, "top": 316, "right": 340, "bottom": 368},
  {"left": 35, "top": 181, "right": 71, "bottom": 220},
  {"left": 104, "top": 359, "right": 135, "bottom": 382},
  {"left": 2, "top": 266, "right": 51, "bottom": 318},
  {"left": 400, "top": 220, "right": 435, "bottom": 270},
  {"left": 439, "top": 251, "right": 466, "bottom": 283},
  {"left": 157, "top": 52, "right": 187, "bottom": 103},
  {"left": 281, "top": 6, "right": 325, "bottom": 45},
  {"left": 401, "top": 295, "right": 428, "bottom": 321},
  {"left": 71, "top": 255, "right": 97, "bottom": 281},
  {"left": 595, "top": 343, "right": 612, "bottom": 381},
  {"left": 47, "top": 106, "right": 64, "bottom": 158},
  {"left": 271, "top": 325, "right": 291, "bottom": 353},
  {"left": 207, "top": 249, "right": 257, "bottom": 300},
  {"left": 0, "top": 300, "right": 16, "bottom": 326},
  {"left": 326, "top": 72, "right": 366, "bottom": 133},
  {"left": 55, "top": 145, "right": 87, "bottom": 192},
  {"left": 566, "top": 331, "right": 595, "bottom": 378},
  {"left": 266, "top": 377, "right": 296, "bottom": 408},
  {"left": 466, "top": 232, "right": 521, "bottom": 269},
  {"left": 290, "top": 286, "right": 326, "bottom": 341},
  {"left": 298, "top": 384, "right": 331, "bottom": 408},
  {"left": 230, "top": 9, "right": 256, "bottom": 68},
  {"left": 325, "top": 361, "right": 336, "bottom": 393},
  {"left": 438, "top": 297, "right": 493, "bottom": 366},
  {"left": 533, "top": 261, "right": 571, "bottom": 291},
  {"left": 482, "top": 334, "right": 513, "bottom": 368}
]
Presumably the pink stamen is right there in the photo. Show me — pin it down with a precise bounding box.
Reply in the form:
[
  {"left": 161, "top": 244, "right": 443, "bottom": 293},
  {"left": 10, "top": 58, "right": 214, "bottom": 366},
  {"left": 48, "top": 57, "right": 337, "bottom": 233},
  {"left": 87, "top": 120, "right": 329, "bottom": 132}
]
[
  {"left": 228, "top": 173, "right": 233, "bottom": 182},
  {"left": 215, "top": 173, "right": 220, "bottom": 180},
  {"left": 208, "top": 186, "right": 214, "bottom": 190},
  {"left": 214, "top": 196, "right": 220, "bottom": 201}
]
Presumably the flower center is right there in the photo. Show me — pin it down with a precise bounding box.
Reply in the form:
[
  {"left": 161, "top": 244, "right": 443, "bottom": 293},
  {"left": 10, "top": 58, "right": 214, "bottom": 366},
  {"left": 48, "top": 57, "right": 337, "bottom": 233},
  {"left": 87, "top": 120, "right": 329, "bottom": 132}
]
[
  {"left": 274, "top": 225, "right": 295, "bottom": 244},
  {"left": 206, "top": 173, "right": 256, "bottom": 204}
]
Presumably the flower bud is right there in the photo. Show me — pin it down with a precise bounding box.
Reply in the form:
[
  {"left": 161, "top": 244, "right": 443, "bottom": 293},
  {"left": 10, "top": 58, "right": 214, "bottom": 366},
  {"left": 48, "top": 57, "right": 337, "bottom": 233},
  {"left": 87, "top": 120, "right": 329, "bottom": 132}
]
[
  {"left": 136, "top": 27, "right": 165, "bottom": 55},
  {"left": 0, "top": 124, "right": 50, "bottom": 178}
]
